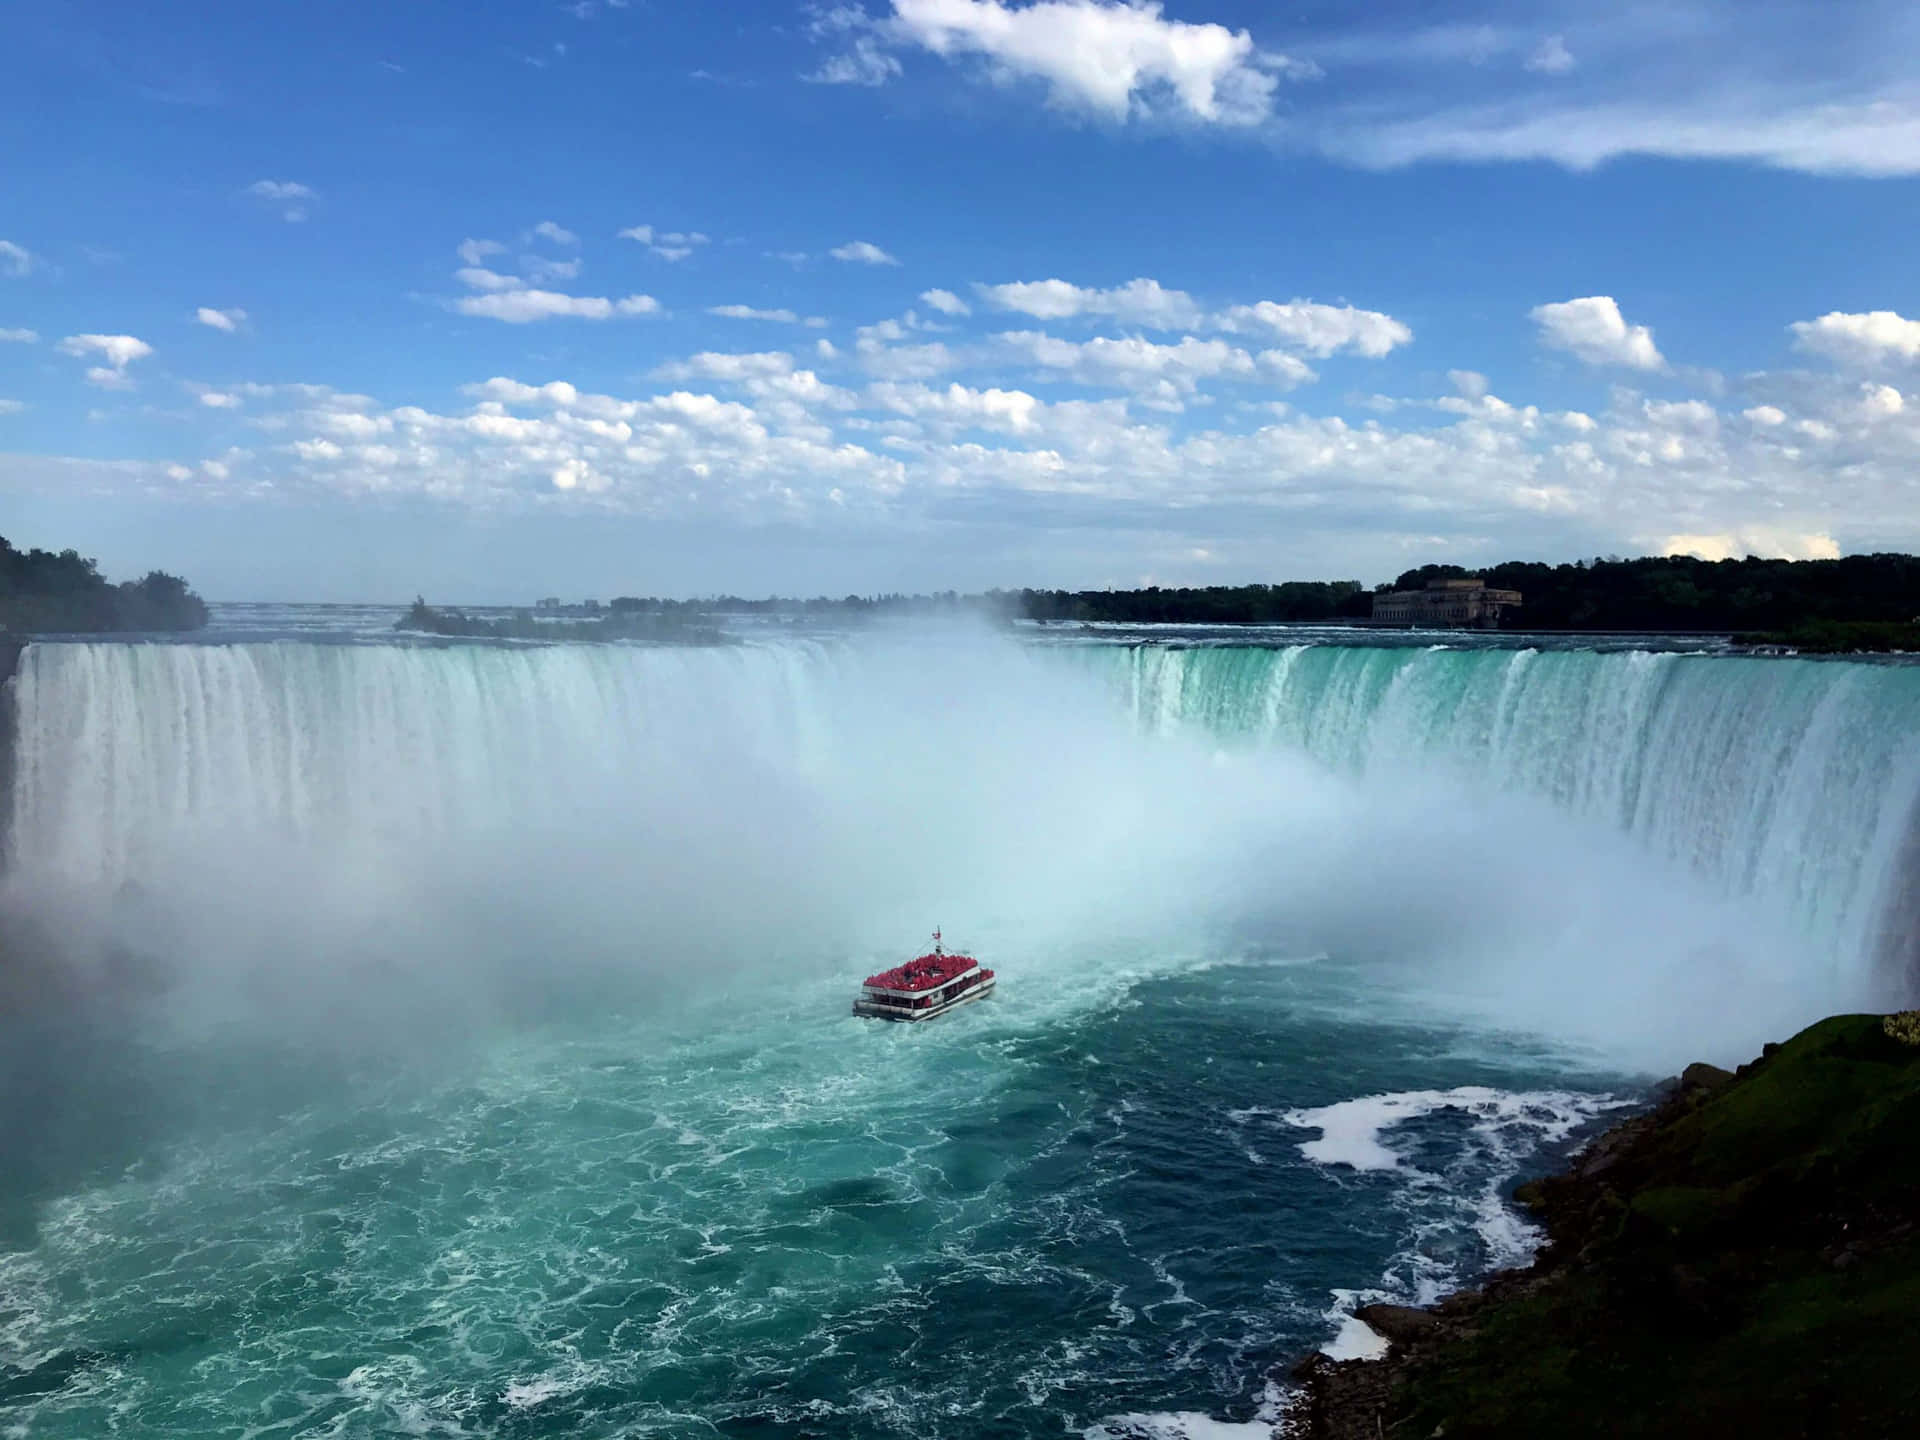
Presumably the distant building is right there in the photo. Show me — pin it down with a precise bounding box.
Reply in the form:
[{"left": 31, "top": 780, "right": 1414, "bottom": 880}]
[
  {"left": 536, "top": 597, "right": 563, "bottom": 611},
  {"left": 1371, "top": 577, "right": 1523, "bottom": 628}
]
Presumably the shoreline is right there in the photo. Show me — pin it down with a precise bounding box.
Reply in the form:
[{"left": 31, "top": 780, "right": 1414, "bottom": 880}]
[{"left": 1277, "top": 1015, "right": 1920, "bottom": 1438}]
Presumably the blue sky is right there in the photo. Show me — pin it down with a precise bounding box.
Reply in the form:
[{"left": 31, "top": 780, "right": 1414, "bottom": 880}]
[{"left": 3, "top": 0, "right": 1919, "bottom": 601}]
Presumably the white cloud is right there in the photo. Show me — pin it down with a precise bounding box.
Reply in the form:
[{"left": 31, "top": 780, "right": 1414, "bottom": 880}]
[
  {"left": 1530, "top": 296, "right": 1665, "bottom": 370},
  {"left": 1214, "top": 300, "right": 1412, "bottom": 356},
  {"left": 457, "top": 266, "right": 525, "bottom": 292},
  {"left": 655, "top": 351, "right": 798, "bottom": 383},
  {"left": 807, "top": 32, "right": 903, "bottom": 86},
  {"left": 995, "top": 330, "right": 1311, "bottom": 407},
  {"left": 524, "top": 256, "right": 583, "bottom": 284},
  {"left": 708, "top": 305, "right": 827, "bottom": 326},
  {"left": 1525, "top": 35, "right": 1574, "bottom": 75},
  {"left": 870, "top": 380, "right": 1041, "bottom": 435},
  {"left": 1860, "top": 382, "right": 1905, "bottom": 417},
  {"left": 1743, "top": 405, "right": 1787, "bottom": 426},
  {"left": 196, "top": 306, "right": 247, "bottom": 332},
  {"left": 873, "top": 0, "right": 1292, "bottom": 127},
  {"left": 457, "top": 238, "right": 507, "bottom": 267},
  {"left": 0, "top": 399, "right": 24, "bottom": 415},
  {"left": 0, "top": 327, "right": 37, "bottom": 343},
  {"left": 921, "top": 288, "right": 971, "bottom": 316},
  {"left": 1789, "top": 310, "right": 1920, "bottom": 368},
  {"left": 464, "top": 378, "right": 583, "bottom": 407},
  {"left": 200, "top": 391, "right": 242, "bottom": 408},
  {"left": 1449, "top": 369, "right": 1488, "bottom": 398},
  {"left": 452, "top": 290, "right": 661, "bottom": 322},
  {"left": 976, "top": 280, "right": 1410, "bottom": 355},
  {"left": 853, "top": 336, "right": 957, "bottom": 380},
  {"left": 248, "top": 180, "right": 316, "bottom": 222},
  {"left": 0, "top": 241, "right": 36, "bottom": 277},
  {"left": 830, "top": 240, "right": 900, "bottom": 266},
  {"left": 1662, "top": 530, "right": 1840, "bottom": 562},
  {"left": 530, "top": 220, "right": 580, "bottom": 246},
  {"left": 978, "top": 276, "right": 1202, "bottom": 328},
  {"left": 58, "top": 333, "right": 154, "bottom": 387},
  {"left": 618, "top": 225, "right": 711, "bottom": 261}
]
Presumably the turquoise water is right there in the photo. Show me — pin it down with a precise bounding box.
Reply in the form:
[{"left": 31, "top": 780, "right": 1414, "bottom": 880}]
[
  {"left": 6, "top": 630, "right": 1916, "bottom": 1437},
  {"left": 0, "top": 949, "right": 1622, "bottom": 1438}
]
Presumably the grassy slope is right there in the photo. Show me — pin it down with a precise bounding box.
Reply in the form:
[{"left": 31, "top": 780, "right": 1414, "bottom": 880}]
[{"left": 1394, "top": 1015, "right": 1920, "bottom": 1437}]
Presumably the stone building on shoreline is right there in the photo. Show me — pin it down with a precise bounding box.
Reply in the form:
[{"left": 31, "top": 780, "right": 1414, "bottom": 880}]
[{"left": 1371, "top": 577, "right": 1523, "bottom": 628}]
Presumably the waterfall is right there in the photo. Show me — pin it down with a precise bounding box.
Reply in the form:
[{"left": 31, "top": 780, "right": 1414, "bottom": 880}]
[
  {"left": 1098, "top": 643, "right": 1920, "bottom": 993},
  {"left": 5, "top": 636, "right": 1918, "bottom": 1017}
]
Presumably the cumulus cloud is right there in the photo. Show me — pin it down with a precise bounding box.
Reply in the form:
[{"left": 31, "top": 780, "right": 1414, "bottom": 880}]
[
  {"left": 1214, "top": 300, "right": 1412, "bottom": 356},
  {"left": 1449, "top": 369, "right": 1488, "bottom": 398},
  {"left": 995, "top": 330, "right": 1312, "bottom": 408},
  {"left": 0, "top": 327, "right": 37, "bottom": 343},
  {"left": 976, "top": 279, "right": 1411, "bottom": 355},
  {"left": 1530, "top": 296, "right": 1665, "bottom": 370},
  {"left": 1744, "top": 405, "right": 1787, "bottom": 426},
  {"left": 920, "top": 288, "right": 971, "bottom": 316},
  {"left": 200, "top": 391, "right": 242, "bottom": 408},
  {"left": 830, "top": 240, "right": 900, "bottom": 266},
  {"left": 822, "top": 0, "right": 1297, "bottom": 127},
  {"left": 654, "top": 351, "right": 800, "bottom": 383},
  {"left": 453, "top": 290, "right": 660, "bottom": 323},
  {"left": 530, "top": 220, "right": 580, "bottom": 246},
  {"left": 1790, "top": 310, "right": 1920, "bottom": 368},
  {"left": 618, "top": 225, "right": 711, "bottom": 261},
  {"left": 1859, "top": 382, "right": 1905, "bottom": 417},
  {"left": 58, "top": 333, "right": 153, "bottom": 387},
  {"left": 870, "top": 380, "right": 1042, "bottom": 435},
  {"left": 0, "top": 240, "right": 36, "bottom": 277},
  {"left": 978, "top": 276, "right": 1203, "bottom": 328},
  {"left": 0, "top": 399, "right": 24, "bottom": 415},
  {"left": 196, "top": 306, "right": 247, "bottom": 332},
  {"left": 248, "top": 180, "right": 316, "bottom": 222}
]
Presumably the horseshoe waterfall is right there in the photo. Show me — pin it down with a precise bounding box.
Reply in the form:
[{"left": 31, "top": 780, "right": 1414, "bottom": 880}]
[{"left": 1, "top": 632, "right": 1915, "bottom": 1439}]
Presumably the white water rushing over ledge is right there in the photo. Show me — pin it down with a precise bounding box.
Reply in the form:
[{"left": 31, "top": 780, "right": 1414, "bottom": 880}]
[{"left": 4, "top": 633, "right": 1916, "bottom": 1063}]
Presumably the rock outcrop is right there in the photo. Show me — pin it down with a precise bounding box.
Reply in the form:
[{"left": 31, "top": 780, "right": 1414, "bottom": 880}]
[{"left": 1283, "top": 1014, "right": 1920, "bottom": 1438}]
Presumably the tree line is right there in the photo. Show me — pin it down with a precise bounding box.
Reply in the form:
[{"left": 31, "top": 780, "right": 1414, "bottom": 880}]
[
  {"left": 0, "top": 536, "right": 208, "bottom": 634},
  {"left": 1392, "top": 554, "right": 1920, "bottom": 631}
]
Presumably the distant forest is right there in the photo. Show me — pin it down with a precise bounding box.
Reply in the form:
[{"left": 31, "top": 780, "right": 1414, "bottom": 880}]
[
  {"left": 585, "top": 555, "right": 1920, "bottom": 635},
  {"left": 1394, "top": 554, "right": 1920, "bottom": 631},
  {"left": 0, "top": 536, "right": 209, "bottom": 634}
]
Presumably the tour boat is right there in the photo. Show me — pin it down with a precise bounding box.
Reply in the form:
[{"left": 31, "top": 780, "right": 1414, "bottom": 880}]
[{"left": 853, "top": 930, "right": 996, "bottom": 1021}]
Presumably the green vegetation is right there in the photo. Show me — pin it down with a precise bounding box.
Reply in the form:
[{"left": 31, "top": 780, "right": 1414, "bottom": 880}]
[
  {"left": 1319, "top": 1015, "right": 1920, "bottom": 1438},
  {"left": 1396, "top": 552, "right": 1920, "bottom": 633},
  {"left": 1016, "top": 581, "right": 1369, "bottom": 624},
  {"left": 566, "top": 554, "right": 1920, "bottom": 638},
  {"left": 1734, "top": 619, "right": 1920, "bottom": 653},
  {"left": 0, "top": 536, "right": 208, "bottom": 634},
  {"left": 396, "top": 598, "right": 726, "bottom": 645}
]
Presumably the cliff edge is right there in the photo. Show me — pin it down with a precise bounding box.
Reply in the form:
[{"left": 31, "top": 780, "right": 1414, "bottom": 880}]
[{"left": 1286, "top": 1013, "right": 1920, "bottom": 1438}]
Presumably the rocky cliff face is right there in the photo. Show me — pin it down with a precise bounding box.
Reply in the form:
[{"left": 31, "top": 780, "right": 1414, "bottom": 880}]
[{"left": 1286, "top": 1014, "right": 1920, "bottom": 1438}]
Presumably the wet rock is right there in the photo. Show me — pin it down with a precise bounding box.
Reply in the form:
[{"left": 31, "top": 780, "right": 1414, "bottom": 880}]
[{"left": 1353, "top": 1303, "right": 1441, "bottom": 1346}]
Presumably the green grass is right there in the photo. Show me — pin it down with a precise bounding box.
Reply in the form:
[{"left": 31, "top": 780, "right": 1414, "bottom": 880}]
[{"left": 1387, "top": 1015, "right": 1920, "bottom": 1437}]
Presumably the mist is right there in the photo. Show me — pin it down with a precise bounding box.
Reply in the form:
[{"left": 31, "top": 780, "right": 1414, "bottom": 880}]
[{"left": 2, "top": 627, "right": 1876, "bottom": 1083}]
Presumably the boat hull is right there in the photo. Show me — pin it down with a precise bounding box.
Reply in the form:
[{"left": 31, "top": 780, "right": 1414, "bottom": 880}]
[{"left": 852, "top": 975, "right": 996, "bottom": 1022}]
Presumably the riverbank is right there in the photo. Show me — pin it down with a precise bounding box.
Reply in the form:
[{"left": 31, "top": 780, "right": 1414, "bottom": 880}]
[{"left": 1284, "top": 1012, "right": 1920, "bottom": 1437}]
